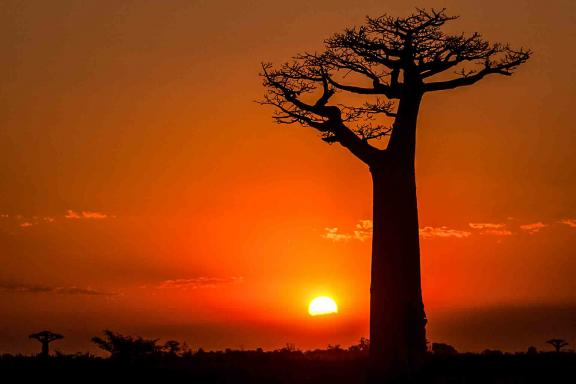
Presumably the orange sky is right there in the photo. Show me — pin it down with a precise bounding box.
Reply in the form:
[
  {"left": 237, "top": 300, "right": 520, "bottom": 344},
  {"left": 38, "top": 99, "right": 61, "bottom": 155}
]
[{"left": 1, "top": 0, "right": 575, "bottom": 355}]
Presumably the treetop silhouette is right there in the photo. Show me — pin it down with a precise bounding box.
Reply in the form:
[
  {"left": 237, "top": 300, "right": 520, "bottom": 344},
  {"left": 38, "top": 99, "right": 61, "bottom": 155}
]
[
  {"left": 261, "top": 8, "right": 530, "bottom": 165},
  {"left": 29, "top": 330, "right": 64, "bottom": 357},
  {"left": 91, "top": 330, "right": 159, "bottom": 360},
  {"left": 260, "top": 8, "right": 530, "bottom": 380},
  {"left": 546, "top": 339, "right": 569, "bottom": 353}
]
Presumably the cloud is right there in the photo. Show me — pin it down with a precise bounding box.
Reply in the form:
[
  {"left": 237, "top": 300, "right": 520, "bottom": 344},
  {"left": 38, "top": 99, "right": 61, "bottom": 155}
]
[
  {"left": 0, "top": 211, "right": 107, "bottom": 230},
  {"left": 52, "top": 286, "right": 117, "bottom": 295},
  {"left": 519, "top": 222, "right": 547, "bottom": 234},
  {"left": 353, "top": 220, "right": 373, "bottom": 241},
  {"left": 65, "top": 210, "right": 108, "bottom": 220},
  {"left": 323, "top": 227, "right": 353, "bottom": 242},
  {"left": 480, "top": 229, "right": 513, "bottom": 236},
  {"left": 64, "top": 210, "right": 81, "bottom": 219},
  {"left": 4, "top": 216, "right": 57, "bottom": 229},
  {"left": 469, "top": 222, "right": 506, "bottom": 229},
  {"left": 559, "top": 218, "right": 576, "bottom": 229},
  {"left": 323, "top": 220, "right": 373, "bottom": 242},
  {"left": 468, "top": 223, "right": 512, "bottom": 236},
  {"left": 324, "top": 220, "right": 472, "bottom": 241},
  {"left": 0, "top": 282, "right": 117, "bottom": 296},
  {"left": 419, "top": 226, "right": 471, "bottom": 239},
  {"left": 155, "top": 277, "right": 244, "bottom": 290},
  {"left": 322, "top": 216, "right": 576, "bottom": 241},
  {"left": 81, "top": 211, "right": 108, "bottom": 219}
]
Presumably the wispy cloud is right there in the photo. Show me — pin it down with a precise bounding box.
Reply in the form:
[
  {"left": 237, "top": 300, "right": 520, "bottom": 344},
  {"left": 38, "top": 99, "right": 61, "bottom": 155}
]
[
  {"left": 323, "top": 220, "right": 471, "bottom": 241},
  {"left": 2, "top": 215, "right": 57, "bottom": 229},
  {"left": 468, "top": 223, "right": 512, "bottom": 236},
  {"left": 559, "top": 218, "right": 576, "bottom": 229},
  {"left": 0, "top": 211, "right": 111, "bottom": 231},
  {"left": 353, "top": 220, "right": 373, "bottom": 241},
  {"left": 480, "top": 229, "right": 513, "bottom": 236},
  {"left": 519, "top": 222, "right": 547, "bottom": 234},
  {"left": 65, "top": 210, "right": 108, "bottom": 220},
  {"left": 419, "top": 226, "right": 471, "bottom": 239},
  {"left": 154, "top": 277, "right": 244, "bottom": 290},
  {"left": 323, "top": 220, "right": 373, "bottom": 242},
  {"left": 0, "top": 282, "right": 117, "bottom": 296},
  {"left": 323, "top": 216, "right": 574, "bottom": 242},
  {"left": 469, "top": 222, "right": 506, "bottom": 229},
  {"left": 323, "top": 227, "right": 353, "bottom": 242}
]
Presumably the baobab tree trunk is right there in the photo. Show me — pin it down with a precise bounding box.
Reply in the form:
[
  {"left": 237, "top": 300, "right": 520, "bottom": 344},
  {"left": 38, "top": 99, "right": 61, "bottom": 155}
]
[
  {"left": 368, "top": 92, "right": 427, "bottom": 379},
  {"left": 41, "top": 341, "right": 49, "bottom": 357}
]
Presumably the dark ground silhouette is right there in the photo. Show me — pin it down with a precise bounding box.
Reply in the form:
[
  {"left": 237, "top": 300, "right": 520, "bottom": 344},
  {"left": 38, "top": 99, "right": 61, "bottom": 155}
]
[{"left": 1, "top": 343, "right": 574, "bottom": 384}]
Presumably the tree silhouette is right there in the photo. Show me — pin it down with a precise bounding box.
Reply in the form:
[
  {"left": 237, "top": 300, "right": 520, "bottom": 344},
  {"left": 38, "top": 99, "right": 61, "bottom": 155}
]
[
  {"left": 91, "top": 330, "right": 159, "bottom": 360},
  {"left": 163, "top": 340, "right": 182, "bottom": 356},
  {"left": 527, "top": 346, "right": 538, "bottom": 355},
  {"left": 260, "top": 8, "right": 530, "bottom": 378},
  {"left": 431, "top": 342, "right": 458, "bottom": 356},
  {"left": 29, "top": 330, "right": 63, "bottom": 357},
  {"left": 546, "top": 338, "right": 569, "bottom": 353}
]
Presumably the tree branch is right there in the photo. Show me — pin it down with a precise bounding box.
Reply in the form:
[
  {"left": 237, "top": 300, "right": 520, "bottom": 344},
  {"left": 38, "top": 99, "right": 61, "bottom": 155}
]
[
  {"left": 260, "top": 8, "right": 531, "bottom": 165},
  {"left": 423, "top": 47, "right": 531, "bottom": 91},
  {"left": 259, "top": 63, "right": 381, "bottom": 164}
]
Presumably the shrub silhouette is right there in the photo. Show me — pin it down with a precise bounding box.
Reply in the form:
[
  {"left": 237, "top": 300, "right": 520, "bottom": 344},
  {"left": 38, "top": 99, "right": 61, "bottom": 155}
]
[
  {"left": 348, "top": 337, "right": 370, "bottom": 353},
  {"left": 91, "top": 330, "right": 159, "bottom": 360},
  {"left": 162, "top": 340, "right": 182, "bottom": 356},
  {"left": 431, "top": 343, "right": 458, "bottom": 356}
]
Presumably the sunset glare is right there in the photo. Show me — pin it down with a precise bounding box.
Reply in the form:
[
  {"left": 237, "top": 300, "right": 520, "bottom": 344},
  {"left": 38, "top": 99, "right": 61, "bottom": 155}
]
[{"left": 308, "top": 296, "right": 338, "bottom": 316}]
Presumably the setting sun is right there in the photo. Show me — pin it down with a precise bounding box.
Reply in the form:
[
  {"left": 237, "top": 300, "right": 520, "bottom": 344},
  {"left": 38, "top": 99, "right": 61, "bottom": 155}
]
[{"left": 308, "top": 296, "right": 338, "bottom": 316}]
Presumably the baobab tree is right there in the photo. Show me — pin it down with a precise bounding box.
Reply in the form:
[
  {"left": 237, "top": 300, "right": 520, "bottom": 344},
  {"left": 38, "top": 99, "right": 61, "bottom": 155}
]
[
  {"left": 546, "top": 338, "right": 569, "bottom": 353},
  {"left": 29, "top": 330, "right": 63, "bottom": 357},
  {"left": 260, "top": 8, "right": 530, "bottom": 378}
]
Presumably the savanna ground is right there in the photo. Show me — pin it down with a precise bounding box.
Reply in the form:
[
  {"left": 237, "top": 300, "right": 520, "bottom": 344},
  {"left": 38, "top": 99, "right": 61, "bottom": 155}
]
[{"left": 1, "top": 348, "right": 574, "bottom": 383}]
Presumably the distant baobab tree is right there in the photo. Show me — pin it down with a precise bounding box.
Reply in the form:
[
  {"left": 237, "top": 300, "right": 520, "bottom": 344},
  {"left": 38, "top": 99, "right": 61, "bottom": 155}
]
[
  {"left": 29, "top": 330, "right": 63, "bottom": 357},
  {"left": 546, "top": 338, "right": 569, "bottom": 353},
  {"left": 260, "top": 8, "right": 530, "bottom": 379}
]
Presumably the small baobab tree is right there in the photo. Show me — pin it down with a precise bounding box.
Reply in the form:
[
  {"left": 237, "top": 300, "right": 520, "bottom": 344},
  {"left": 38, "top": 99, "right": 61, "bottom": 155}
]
[
  {"left": 260, "top": 8, "right": 530, "bottom": 378},
  {"left": 29, "top": 330, "right": 64, "bottom": 357},
  {"left": 546, "top": 338, "right": 569, "bottom": 353}
]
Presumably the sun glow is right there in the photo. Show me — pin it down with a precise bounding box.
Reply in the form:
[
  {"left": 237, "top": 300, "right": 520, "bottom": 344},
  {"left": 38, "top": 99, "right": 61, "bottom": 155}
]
[{"left": 308, "top": 296, "right": 338, "bottom": 316}]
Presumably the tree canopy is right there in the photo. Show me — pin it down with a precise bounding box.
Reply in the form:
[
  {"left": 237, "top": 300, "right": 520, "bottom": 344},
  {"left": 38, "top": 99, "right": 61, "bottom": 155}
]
[{"left": 260, "top": 8, "right": 531, "bottom": 165}]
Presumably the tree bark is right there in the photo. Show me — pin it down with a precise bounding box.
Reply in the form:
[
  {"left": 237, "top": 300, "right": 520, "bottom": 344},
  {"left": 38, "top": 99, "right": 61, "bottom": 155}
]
[
  {"left": 41, "top": 341, "right": 49, "bottom": 357},
  {"left": 368, "top": 93, "right": 427, "bottom": 380}
]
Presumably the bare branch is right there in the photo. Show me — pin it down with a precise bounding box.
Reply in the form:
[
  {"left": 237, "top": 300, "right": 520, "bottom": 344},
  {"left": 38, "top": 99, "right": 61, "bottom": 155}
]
[
  {"left": 259, "top": 62, "right": 381, "bottom": 164},
  {"left": 259, "top": 8, "right": 531, "bottom": 164},
  {"left": 424, "top": 47, "right": 531, "bottom": 91}
]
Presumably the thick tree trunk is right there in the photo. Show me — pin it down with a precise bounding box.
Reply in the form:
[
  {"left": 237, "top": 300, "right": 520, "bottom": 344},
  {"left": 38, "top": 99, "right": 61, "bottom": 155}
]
[
  {"left": 41, "top": 341, "right": 49, "bottom": 357},
  {"left": 368, "top": 93, "right": 427, "bottom": 380}
]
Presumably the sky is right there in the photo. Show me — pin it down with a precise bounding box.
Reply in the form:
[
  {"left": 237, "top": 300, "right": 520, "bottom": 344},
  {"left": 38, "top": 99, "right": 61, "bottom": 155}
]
[{"left": 1, "top": 0, "right": 575, "bottom": 355}]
